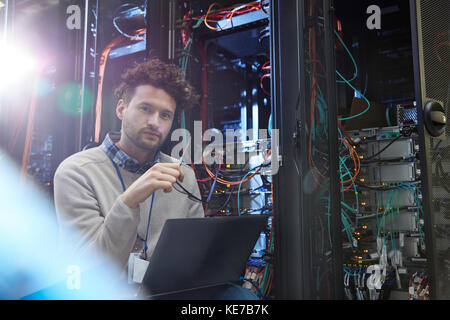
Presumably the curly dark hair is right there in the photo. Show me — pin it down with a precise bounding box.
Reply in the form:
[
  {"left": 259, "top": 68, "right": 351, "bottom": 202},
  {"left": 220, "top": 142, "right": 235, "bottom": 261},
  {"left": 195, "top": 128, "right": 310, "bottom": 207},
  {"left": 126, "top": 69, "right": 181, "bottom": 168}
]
[{"left": 114, "top": 59, "right": 199, "bottom": 109}]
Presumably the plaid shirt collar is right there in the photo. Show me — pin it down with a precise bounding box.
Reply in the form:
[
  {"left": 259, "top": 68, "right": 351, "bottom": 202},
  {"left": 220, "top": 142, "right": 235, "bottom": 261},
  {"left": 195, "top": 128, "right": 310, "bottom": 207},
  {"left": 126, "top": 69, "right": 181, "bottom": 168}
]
[{"left": 101, "top": 131, "right": 161, "bottom": 174}]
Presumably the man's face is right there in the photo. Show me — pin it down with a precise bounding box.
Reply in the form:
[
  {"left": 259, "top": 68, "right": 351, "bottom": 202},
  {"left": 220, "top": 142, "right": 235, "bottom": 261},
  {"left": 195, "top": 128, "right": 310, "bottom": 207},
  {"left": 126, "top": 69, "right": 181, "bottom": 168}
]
[{"left": 117, "top": 84, "right": 176, "bottom": 152}]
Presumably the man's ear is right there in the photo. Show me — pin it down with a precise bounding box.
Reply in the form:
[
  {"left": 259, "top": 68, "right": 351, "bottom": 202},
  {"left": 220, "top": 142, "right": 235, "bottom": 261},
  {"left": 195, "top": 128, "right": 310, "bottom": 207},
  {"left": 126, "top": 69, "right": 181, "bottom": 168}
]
[{"left": 116, "top": 99, "right": 127, "bottom": 120}]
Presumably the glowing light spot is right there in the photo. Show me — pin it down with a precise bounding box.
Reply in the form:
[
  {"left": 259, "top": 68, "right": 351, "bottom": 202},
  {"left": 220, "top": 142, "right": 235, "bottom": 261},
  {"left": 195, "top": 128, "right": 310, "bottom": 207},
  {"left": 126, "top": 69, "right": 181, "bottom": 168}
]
[{"left": 57, "top": 82, "right": 94, "bottom": 116}]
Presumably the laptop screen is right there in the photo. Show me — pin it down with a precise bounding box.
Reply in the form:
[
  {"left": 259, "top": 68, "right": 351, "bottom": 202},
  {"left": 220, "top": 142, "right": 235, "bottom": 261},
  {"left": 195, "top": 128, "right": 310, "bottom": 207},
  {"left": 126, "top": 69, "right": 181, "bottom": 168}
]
[{"left": 142, "top": 215, "right": 268, "bottom": 296}]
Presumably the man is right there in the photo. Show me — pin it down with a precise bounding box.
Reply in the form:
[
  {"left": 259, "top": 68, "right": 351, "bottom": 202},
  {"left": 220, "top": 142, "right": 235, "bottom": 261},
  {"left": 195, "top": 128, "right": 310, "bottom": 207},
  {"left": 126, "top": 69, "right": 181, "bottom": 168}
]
[
  {"left": 54, "top": 59, "right": 203, "bottom": 271},
  {"left": 54, "top": 59, "right": 257, "bottom": 300}
]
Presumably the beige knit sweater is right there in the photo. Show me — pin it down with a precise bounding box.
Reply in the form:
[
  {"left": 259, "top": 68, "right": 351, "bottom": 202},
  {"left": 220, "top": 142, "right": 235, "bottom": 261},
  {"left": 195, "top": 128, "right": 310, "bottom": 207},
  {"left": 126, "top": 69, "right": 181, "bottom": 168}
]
[{"left": 53, "top": 146, "right": 204, "bottom": 270}]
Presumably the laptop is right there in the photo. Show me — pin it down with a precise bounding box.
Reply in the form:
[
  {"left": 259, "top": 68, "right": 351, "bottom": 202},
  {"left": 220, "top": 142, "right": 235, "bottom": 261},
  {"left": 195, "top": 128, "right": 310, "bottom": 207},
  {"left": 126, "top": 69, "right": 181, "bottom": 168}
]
[{"left": 142, "top": 215, "right": 268, "bottom": 297}]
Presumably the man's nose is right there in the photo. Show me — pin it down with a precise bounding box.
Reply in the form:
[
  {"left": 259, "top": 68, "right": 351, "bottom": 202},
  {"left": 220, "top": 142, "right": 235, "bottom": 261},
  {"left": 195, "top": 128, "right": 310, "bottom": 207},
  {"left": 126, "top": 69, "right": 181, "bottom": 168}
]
[{"left": 146, "top": 112, "right": 160, "bottom": 127}]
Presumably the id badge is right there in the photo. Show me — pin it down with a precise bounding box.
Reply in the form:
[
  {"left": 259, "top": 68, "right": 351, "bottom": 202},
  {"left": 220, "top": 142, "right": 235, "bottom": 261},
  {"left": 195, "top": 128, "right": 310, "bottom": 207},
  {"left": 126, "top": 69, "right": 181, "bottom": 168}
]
[{"left": 128, "top": 252, "right": 149, "bottom": 284}]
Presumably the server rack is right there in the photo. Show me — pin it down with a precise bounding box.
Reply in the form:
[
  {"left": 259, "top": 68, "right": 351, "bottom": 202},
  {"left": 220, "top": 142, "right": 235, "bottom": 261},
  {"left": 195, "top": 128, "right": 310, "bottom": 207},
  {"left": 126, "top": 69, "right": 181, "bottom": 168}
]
[
  {"left": 141, "top": 0, "right": 344, "bottom": 299},
  {"left": 330, "top": 0, "right": 449, "bottom": 300}
]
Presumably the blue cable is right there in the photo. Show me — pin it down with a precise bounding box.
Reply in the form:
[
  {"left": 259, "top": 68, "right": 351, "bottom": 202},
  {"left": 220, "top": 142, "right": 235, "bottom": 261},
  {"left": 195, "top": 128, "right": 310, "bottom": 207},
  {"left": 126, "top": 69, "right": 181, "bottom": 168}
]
[
  {"left": 341, "top": 208, "right": 354, "bottom": 228},
  {"left": 247, "top": 258, "right": 267, "bottom": 268},
  {"left": 336, "top": 69, "right": 371, "bottom": 121},
  {"left": 386, "top": 107, "right": 392, "bottom": 126},
  {"left": 239, "top": 277, "right": 264, "bottom": 299},
  {"left": 111, "top": 160, "right": 126, "bottom": 191},
  {"left": 400, "top": 183, "right": 426, "bottom": 247},
  {"left": 341, "top": 201, "right": 357, "bottom": 214},
  {"left": 396, "top": 190, "right": 401, "bottom": 253},
  {"left": 268, "top": 113, "right": 273, "bottom": 137},
  {"left": 327, "top": 195, "right": 333, "bottom": 248},
  {"left": 341, "top": 211, "right": 354, "bottom": 244},
  {"left": 343, "top": 266, "right": 362, "bottom": 276},
  {"left": 389, "top": 183, "right": 425, "bottom": 247},
  {"left": 332, "top": 31, "right": 371, "bottom": 122},
  {"left": 142, "top": 192, "right": 155, "bottom": 259},
  {"left": 377, "top": 191, "right": 394, "bottom": 239},
  {"left": 334, "top": 30, "right": 358, "bottom": 83},
  {"left": 338, "top": 127, "right": 345, "bottom": 148},
  {"left": 339, "top": 152, "right": 359, "bottom": 225}
]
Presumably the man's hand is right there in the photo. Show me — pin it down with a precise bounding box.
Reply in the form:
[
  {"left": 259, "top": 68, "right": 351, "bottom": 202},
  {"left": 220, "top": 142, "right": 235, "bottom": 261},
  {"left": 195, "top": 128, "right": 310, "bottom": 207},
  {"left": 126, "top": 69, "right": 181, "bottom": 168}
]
[{"left": 120, "top": 163, "right": 184, "bottom": 209}]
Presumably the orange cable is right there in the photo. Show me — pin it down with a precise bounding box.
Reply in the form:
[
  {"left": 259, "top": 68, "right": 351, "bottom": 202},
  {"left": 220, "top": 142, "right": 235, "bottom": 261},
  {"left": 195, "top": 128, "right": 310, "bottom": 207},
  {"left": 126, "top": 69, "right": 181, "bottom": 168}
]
[
  {"left": 21, "top": 69, "right": 43, "bottom": 178},
  {"left": 203, "top": 2, "right": 261, "bottom": 31},
  {"left": 94, "top": 29, "right": 146, "bottom": 143},
  {"left": 202, "top": 150, "right": 271, "bottom": 186}
]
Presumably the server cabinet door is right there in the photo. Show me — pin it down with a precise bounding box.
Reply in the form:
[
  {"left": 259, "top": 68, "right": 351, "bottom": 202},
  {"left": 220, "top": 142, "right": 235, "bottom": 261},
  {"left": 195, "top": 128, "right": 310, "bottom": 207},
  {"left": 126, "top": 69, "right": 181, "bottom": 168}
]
[
  {"left": 271, "top": 0, "right": 343, "bottom": 299},
  {"left": 411, "top": 0, "right": 450, "bottom": 300}
]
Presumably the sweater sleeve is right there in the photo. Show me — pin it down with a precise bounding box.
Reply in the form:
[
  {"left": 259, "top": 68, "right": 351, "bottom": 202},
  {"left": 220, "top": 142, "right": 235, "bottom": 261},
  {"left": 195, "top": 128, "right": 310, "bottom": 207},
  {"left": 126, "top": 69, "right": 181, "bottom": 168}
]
[{"left": 53, "top": 161, "right": 140, "bottom": 268}]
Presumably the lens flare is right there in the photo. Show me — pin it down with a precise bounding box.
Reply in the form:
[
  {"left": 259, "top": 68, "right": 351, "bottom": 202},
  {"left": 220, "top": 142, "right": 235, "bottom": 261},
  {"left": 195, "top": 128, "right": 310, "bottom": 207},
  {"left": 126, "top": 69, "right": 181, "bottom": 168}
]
[
  {"left": 56, "top": 82, "right": 94, "bottom": 116},
  {"left": 0, "top": 43, "right": 37, "bottom": 90}
]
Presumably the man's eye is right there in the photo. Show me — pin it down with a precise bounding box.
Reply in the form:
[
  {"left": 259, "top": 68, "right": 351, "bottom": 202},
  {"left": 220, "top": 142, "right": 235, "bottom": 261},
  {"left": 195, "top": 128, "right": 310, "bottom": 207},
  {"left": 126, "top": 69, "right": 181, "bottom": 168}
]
[
  {"left": 141, "top": 107, "right": 151, "bottom": 112},
  {"left": 161, "top": 113, "right": 171, "bottom": 120}
]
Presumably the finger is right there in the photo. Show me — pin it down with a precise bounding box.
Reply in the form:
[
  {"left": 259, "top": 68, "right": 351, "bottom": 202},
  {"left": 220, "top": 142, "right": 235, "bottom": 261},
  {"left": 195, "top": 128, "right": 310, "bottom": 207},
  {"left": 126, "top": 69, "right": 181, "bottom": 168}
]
[
  {"left": 152, "top": 172, "right": 177, "bottom": 184},
  {"left": 157, "top": 166, "right": 182, "bottom": 179},
  {"left": 146, "top": 162, "right": 178, "bottom": 174},
  {"left": 152, "top": 180, "right": 173, "bottom": 192},
  {"left": 178, "top": 166, "right": 184, "bottom": 182},
  {"left": 156, "top": 163, "right": 184, "bottom": 182},
  {"left": 159, "top": 163, "right": 180, "bottom": 169}
]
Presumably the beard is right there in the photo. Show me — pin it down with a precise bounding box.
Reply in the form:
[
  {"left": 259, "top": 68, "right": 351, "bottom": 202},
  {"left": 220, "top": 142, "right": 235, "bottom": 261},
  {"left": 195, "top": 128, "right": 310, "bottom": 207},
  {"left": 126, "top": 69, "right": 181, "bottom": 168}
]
[{"left": 123, "top": 124, "right": 166, "bottom": 152}]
